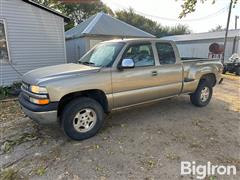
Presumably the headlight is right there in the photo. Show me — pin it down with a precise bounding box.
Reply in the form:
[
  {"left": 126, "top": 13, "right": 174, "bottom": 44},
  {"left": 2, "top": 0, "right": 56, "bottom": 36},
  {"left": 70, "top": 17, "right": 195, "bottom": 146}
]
[{"left": 30, "top": 85, "right": 48, "bottom": 94}]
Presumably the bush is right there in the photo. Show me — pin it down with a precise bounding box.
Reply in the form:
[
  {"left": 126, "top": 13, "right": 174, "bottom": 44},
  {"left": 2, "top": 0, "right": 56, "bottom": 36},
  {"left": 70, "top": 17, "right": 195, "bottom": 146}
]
[{"left": 0, "top": 81, "right": 22, "bottom": 100}]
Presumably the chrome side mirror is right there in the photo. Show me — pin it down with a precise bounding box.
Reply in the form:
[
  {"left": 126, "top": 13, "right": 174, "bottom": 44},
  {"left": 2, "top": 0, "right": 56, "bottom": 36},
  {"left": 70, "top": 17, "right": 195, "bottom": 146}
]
[{"left": 120, "top": 58, "right": 135, "bottom": 69}]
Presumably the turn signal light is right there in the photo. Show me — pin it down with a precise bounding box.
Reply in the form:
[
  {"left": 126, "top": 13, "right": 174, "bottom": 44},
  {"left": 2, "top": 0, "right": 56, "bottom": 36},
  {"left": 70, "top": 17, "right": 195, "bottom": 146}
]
[{"left": 30, "top": 97, "right": 49, "bottom": 105}]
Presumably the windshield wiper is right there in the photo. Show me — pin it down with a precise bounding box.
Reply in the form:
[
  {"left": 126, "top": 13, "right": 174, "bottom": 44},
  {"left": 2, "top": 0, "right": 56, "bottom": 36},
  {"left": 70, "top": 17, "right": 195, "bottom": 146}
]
[{"left": 79, "top": 61, "right": 95, "bottom": 66}]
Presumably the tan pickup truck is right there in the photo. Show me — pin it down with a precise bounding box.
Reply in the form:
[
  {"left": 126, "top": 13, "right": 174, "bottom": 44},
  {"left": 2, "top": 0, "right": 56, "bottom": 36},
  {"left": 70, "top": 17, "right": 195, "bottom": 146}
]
[{"left": 19, "top": 39, "right": 223, "bottom": 140}]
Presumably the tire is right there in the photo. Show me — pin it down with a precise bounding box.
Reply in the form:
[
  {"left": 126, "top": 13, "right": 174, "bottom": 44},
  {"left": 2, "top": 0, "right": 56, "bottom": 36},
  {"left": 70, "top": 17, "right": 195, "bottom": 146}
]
[
  {"left": 235, "top": 67, "right": 240, "bottom": 76},
  {"left": 222, "top": 68, "right": 226, "bottom": 74},
  {"left": 190, "top": 81, "right": 213, "bottom": 107},
  {"left": 61, "top": 97, "right": 104, "bottom": 140}
]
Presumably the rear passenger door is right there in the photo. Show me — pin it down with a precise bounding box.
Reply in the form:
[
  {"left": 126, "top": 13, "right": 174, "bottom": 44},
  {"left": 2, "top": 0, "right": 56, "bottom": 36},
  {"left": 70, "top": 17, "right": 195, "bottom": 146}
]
[{"left": 154, "top": 42, "right": 183, "bottom": 97}]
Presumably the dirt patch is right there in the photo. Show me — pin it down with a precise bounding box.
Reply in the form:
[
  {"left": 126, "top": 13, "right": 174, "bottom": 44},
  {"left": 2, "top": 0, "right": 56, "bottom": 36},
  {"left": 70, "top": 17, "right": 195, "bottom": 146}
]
[{"left": 0, "top": 75, "right": 239, "bottom": 179}]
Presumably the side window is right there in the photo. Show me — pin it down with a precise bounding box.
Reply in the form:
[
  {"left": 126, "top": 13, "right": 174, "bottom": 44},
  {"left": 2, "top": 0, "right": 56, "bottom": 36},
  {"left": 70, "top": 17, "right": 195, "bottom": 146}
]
[
  {"left": 0, "top": 20, "right": 10, "bottom": 62},
  {"left": 123, "top": 44, "right": 155, "bottom": 67},
  {"left": 156, "top": 43, "right": 176, "bottom": 65}
]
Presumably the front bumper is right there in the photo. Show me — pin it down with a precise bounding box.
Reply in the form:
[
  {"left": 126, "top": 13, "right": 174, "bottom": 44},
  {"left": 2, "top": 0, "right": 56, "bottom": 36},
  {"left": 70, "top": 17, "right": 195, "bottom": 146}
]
[
  {"left": 19, "top": 93, "right": 58, "bottom": 125},
  {"left": 21, "top": 106, "right": 58, "bottom": 124}
]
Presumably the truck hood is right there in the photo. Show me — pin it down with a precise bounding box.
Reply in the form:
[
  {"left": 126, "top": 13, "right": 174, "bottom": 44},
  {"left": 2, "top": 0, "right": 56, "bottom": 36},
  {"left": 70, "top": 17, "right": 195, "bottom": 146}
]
[{"left": 23, "top": 63, "right": 100, "bottom": 85}]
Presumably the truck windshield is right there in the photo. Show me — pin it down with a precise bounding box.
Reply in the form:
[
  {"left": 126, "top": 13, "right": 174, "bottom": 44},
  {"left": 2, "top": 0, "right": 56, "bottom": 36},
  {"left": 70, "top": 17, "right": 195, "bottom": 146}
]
[{"left": 78, "top": 42, "right": 125, "bottom": 67}]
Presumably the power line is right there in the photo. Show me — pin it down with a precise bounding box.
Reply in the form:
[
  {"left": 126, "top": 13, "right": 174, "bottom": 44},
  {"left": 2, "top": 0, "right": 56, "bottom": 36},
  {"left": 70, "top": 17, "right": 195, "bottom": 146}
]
[
  {"left": 111, "top": 2, "right": 229, "bottom": 22},
  {"left": 135, "top": 7, "right": 228, "bottom": 22}
]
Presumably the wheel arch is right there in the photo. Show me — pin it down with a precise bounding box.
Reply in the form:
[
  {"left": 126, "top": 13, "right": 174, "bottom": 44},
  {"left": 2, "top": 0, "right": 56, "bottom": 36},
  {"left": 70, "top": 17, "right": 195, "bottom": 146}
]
[
  {"left": 199, "top": 73, "right": 217, "bottom": 87},
  {"left": 57, "top": 89, "right": 109, "bottom": 119}
]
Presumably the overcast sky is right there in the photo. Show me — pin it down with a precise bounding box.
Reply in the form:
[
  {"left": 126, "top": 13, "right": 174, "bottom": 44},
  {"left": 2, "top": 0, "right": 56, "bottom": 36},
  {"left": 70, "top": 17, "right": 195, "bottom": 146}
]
[{"left": 102, "top": 0, "right": 240, "bottom": 33}]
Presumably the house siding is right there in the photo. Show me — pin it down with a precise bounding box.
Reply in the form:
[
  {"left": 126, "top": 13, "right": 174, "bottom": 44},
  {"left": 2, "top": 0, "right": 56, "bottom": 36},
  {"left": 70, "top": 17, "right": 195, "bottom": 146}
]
[
  {"left": 0, "top": 0, "right": 66, "bottom": 86},
  {"left": 161, "top": 30, "right": 240, "bottom": 61},
  {"left": 66, "top": 36, "right": 124, "bottom": 63},
  {"left": 66, "top": 38, "right": 88, "bottom": 63},
  {"left": 175, "top": 38, "right": 238, "bottom": 59}
]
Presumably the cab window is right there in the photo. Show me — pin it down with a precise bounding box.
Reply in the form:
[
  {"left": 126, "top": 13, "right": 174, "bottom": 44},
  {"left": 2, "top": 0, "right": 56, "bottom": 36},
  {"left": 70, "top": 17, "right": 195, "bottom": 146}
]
[
  {"left": 156, "top": 43, "right": 176, "bottom": 64},
  {"left": 123, "top": 43, "right": 155, "bottom": 67}
]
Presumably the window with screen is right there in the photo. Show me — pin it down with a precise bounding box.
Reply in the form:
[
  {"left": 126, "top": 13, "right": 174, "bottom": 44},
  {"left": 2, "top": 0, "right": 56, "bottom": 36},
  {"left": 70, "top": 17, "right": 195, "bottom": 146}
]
[
  {"left": 123, "top": 43, "right": 155, "bottom": 67},
  {"left": 156, "top": 43, "right": 176, "bottom": 65},
  {"left": 0, "top": 20, "right": 9, "bottom": 62}
]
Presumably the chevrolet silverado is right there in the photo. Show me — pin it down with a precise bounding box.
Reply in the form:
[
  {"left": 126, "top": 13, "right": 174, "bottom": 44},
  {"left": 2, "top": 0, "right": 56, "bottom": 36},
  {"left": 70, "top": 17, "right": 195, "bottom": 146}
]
[{"left": 19, "top": 39, "right": 223, "bottom": 140}]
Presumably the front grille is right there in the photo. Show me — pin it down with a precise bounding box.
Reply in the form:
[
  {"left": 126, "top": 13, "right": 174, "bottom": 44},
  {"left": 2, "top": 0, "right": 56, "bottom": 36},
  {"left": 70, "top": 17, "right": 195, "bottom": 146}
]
[
  {"left": 21, "top": 82, "right": 48, "bottom": 100},
  {"left": 22, "top": 82, "right": 29, "bottom": 91},
  {"left": 21, "top": 82, "right": 30, "bottom": 101}
]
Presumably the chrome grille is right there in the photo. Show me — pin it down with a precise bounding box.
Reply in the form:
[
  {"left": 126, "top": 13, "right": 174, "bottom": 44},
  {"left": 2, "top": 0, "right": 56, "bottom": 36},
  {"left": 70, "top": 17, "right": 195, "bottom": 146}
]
[{"left": 22, "top": 82, "right": 29, "bottom": 91}]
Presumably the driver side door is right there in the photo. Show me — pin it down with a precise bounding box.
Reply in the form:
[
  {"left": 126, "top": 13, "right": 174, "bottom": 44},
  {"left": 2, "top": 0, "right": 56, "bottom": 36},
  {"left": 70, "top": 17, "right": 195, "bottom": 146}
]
[{"left": 111, "top": 43, "right": 161, "bottom": 108}]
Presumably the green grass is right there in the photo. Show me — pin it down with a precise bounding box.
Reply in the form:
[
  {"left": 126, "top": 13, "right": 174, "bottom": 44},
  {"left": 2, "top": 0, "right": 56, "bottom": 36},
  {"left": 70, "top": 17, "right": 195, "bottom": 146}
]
[{"left": 0, "top": 168, "right": 20, "bottom": 180}]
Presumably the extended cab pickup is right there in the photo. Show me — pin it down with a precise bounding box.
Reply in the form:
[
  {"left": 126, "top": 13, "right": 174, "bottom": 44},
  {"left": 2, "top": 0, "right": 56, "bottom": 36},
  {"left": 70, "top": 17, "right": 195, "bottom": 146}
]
[{"left": 19, "top": 39, "right": 223, "bottom": 140}]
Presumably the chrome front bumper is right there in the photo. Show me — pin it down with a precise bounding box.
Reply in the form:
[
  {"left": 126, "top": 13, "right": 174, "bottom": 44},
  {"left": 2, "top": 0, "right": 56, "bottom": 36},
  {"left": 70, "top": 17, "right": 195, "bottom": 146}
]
[{"left": 21, "top": 106, "right": 58, "bottom": 124}]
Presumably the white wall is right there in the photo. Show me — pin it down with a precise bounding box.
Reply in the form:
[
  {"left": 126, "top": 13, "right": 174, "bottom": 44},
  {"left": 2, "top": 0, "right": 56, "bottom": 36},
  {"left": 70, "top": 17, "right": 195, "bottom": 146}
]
[
  {"left": 66, "top": 36, "right": 113, "bottom": 63},
  {"left": 175, "top": 38, "right": 237, "bottom": 60},
  {"left": 0, "top": 0, "right": 66, "bottom": 86},
  {"left": 66, "top": 38, "right": 88, "bottom": 63}
]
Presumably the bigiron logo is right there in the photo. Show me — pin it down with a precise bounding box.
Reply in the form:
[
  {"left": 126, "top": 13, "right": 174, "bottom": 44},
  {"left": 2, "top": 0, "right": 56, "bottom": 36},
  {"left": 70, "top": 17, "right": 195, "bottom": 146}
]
[{"left": 180, "top": 161, "right": 237, "bottom": 179}]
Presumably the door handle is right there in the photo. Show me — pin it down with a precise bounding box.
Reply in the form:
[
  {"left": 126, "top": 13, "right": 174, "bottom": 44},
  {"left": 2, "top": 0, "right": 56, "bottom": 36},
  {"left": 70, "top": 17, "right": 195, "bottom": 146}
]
[{"left": 151, "top": 71, "right": 158, "bottom": 76}]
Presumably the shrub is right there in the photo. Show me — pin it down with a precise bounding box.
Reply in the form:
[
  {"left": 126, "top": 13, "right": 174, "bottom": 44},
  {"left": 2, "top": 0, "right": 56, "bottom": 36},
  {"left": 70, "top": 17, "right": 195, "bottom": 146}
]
[{"left": 0, "top": 81, "right": 22, "bottom": 100}]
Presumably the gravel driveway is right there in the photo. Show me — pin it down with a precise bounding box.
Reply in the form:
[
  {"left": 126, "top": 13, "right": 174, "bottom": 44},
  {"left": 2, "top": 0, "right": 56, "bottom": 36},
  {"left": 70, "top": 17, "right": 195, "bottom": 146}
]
[{"left": 0, "top": 74, "right": 239, "bottom": 180}]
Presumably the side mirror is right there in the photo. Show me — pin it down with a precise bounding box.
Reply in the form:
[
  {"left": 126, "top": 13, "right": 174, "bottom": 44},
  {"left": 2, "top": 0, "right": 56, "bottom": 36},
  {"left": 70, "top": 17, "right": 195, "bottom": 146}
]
[{"left": 120, "top": 58, "right": 135, "bottom": 69}]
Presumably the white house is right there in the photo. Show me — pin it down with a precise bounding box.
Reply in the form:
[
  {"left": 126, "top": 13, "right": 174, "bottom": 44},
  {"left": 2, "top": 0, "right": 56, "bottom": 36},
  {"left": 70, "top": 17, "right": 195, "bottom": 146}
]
[
  {"left": 0, "top": 0, "right": 69, "bottom": 86},
  {"left": 161, "top": 29, "right": 240, "bottom": 61}
]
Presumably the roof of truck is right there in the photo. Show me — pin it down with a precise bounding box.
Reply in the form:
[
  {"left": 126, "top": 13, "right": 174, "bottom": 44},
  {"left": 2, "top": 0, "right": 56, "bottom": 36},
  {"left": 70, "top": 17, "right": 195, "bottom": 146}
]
[{"left": 103, "top": 38, "right": 174, "bottom": 43}]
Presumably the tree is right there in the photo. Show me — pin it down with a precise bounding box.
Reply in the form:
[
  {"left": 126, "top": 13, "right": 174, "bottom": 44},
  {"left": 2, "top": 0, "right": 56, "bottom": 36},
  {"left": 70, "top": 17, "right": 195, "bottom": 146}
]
[
  {"left": 57, "top": 1, "right": 114, "bottom": 24},
  {"left": 115, "top": 8, "right": 191, "bottom": 37},
  {"left": 33, "top": 0, "right": 60, "bottom": 8},
  {"left": 179, "top": 0, "right": 239, "bottom": 18},
  {"left": 33, "top": 0, "right": 113, "bottom": 30},
  {"left": 209, "top": 25, "right": 225, "bottom": 32},
  {"left": 166, "top": 24, "right": 191, "bottom": 36}
]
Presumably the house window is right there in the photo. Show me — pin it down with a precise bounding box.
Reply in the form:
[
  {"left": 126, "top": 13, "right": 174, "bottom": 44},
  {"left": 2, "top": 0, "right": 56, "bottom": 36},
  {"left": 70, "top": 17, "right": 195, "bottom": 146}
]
[{"left": 0, "top": 20, "right": 10, "bottom": 62}]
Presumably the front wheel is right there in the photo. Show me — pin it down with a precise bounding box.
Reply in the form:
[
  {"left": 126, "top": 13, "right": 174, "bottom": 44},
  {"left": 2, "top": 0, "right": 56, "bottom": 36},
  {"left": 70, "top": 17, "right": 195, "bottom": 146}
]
[
  {"left": 61, "top": 97, "right": 104, "bottom": 140},
  {"left": 190, "top": 81, "right": 213, "bottom": 107}
]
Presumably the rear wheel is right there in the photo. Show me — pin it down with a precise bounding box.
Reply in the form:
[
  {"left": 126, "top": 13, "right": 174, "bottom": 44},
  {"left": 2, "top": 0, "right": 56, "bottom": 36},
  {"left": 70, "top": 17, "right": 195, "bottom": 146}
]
[
  {"left": 61, "top": 97, "right": 104, "bottom": 140},
  {"left": 190, "top": 81, "right": 213, "bottom": 107}
]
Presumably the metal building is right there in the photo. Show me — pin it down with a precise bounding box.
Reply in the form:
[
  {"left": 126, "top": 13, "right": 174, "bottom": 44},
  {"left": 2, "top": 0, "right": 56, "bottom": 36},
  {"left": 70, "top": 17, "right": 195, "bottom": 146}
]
[
  {"left": 65, "top": 12, "right": 155, "bottom": 63},
  {"left": 0, "top": 0, "right": 69, "bottom": 86},
  {"left": 161, "top": 29, "right": 240, "bottom": 61}
]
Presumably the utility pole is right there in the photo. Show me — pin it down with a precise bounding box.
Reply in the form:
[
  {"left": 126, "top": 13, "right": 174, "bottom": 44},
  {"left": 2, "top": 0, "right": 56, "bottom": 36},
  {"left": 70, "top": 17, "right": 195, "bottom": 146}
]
[
  {"left": 222, "top": 0, "right": 233, "bottom": 64},
  {"left": 235, "top": 15, "right": 239, "bottom": 29}
]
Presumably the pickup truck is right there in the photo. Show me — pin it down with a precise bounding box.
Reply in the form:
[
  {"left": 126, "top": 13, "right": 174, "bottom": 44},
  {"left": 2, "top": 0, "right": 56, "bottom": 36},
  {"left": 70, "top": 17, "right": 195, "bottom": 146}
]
[{"left": 19, "top": 39, "right": 223, "bottom": 140}]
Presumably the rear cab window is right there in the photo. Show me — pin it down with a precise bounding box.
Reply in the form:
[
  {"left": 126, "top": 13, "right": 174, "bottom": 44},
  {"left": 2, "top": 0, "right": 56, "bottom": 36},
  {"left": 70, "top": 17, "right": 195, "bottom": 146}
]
[{"left": 156, "top": 43, "right": 176, "bottom": 65}]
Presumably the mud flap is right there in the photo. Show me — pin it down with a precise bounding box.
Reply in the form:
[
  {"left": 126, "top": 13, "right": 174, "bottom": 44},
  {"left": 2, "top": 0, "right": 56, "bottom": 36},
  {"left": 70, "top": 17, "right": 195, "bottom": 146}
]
[{"left": 219, "top": 78, "right": 223, "bottom": 84}]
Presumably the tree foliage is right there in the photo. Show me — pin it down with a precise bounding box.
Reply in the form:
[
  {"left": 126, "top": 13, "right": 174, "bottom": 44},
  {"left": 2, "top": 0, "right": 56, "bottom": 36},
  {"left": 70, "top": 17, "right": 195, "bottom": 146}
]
[
  {"left": 116, "top": 8, "right": 191, "bottom": 37},
  {"left": 57, "top": 1, "right": 114, "bottom": 24},
  {"left": 179, "top": 0, "right": 239, "bottom": 18},
  {"left": 33, "top": 1, "right": 191, "bottom": 36},
  {"left": 209, "top": 25, "right": 225, "bottom": 32},
  {"left": 33, "top": 0, "right": 113, "bottom": 30},
  {"left": 33, "top": 0, "right": 58, "bottom": 8}
]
